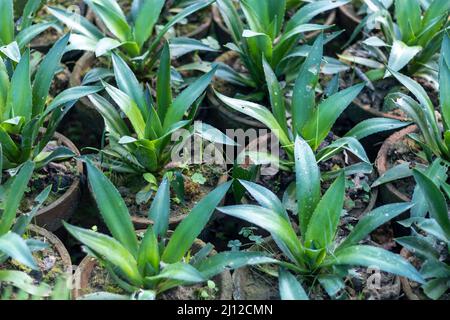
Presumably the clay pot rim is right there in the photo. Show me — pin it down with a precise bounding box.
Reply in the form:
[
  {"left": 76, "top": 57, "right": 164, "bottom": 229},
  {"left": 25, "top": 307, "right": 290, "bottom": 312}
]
[
  {"left": 35, "top": 131, "right": 83, "bottom": 223},
  {"left": 338, "top": 3, "right": 362, "bottom": 26},
  {"left": 73, "top": 232, "right": 232, "bottom": 300},
  {"left": 27, "top": 224, "right": 73, "bottom": 277},
  {"left": 375, "top": 125, "right": 418, "bottom": 203}
]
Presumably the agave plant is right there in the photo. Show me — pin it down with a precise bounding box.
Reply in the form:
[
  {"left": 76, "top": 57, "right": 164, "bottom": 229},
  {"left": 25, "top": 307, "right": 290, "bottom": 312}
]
[
  {"left": 373, "top": 33, "right": 450, "bottom": 196},
  {"left": 48, "top": 0, "right": 218, "bottom": 79},
  {"left": 340, "top": 0, "right": 450, "bottom": 84},
  {"left": 396, "top": 166, "right": 450, "bottom": 300},
  {"left": 213, "top": 0, "right": 347, "bottom": 96},
  {"left": 88, "top": 43, "right": 233, "bottom": 180},
  {"left": 0, "top": 34, "right": 101, "bottom": 170},
  {"left": 0, "top": 0, "right": 59, "bottom": 61},
  {"left": 0, "top": 160, "right": 53, "bottom": 298},
  {"left": 218, "top": 136, "right": 423, "bottom": 299},
  {"left": 215, "top": 34, "right": 408, "bottom": 171},
  {"left": 64, "top": 160, "right": 273, "bottom": 299}
]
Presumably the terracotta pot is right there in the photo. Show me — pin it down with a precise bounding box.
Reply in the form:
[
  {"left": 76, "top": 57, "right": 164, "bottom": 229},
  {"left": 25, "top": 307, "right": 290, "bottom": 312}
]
[
  {"left": 69, "top": 52, "right": 97, "bottom": 111},
  {"left": 337, "top": 4, "right": 362, "bottom": 37},
  {"left": 131, "top": 173, "right": 229, "bottom": 230},
  {"left": 212, "top": 5, "right": 336, "bottom": 44},
  {"left": 73, "top": 234, "right": 233, "bottom": 300},
  {"left": 28, "top": 224, "right": 73, "bottom": 277},
  {"left": 375, "top": 125, "right": 417, "bottom": 204},
  {"left": 207, "top": 51, "right": 267, "bottom": 131},
  {"left": 33, "top": 131, "right": 83, "bottom": 232},
  {"left": 400, "top": 248, "right": 427, "bottom": 300}
]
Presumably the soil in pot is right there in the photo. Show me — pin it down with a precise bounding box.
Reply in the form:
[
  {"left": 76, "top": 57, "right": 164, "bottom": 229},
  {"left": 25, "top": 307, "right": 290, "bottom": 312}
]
[
  {"left": 107, "top": 164, "right": 227, "bottom": 228},
  {"left": 74, "top": 233, "right": 232, "bottom": 300},
  {"left": 0, "top": 225, "right": 72, "bottom": 299}
]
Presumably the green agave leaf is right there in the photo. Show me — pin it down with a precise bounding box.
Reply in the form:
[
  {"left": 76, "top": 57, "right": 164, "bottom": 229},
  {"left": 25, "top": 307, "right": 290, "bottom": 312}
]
[
  {"left": 148, "top": 177, "right": 170, "bottom": 238},
  {"left": 88, "top": 93, "right": 130, "bottom": 137},
  {"left": 104, "top": 83, "right": 146, "bottom": 139},
  {"left": 47, "top": 6, "right": 103, "bottom": 40},
  {"left": 156, "top": 42, "right": 172, "bottom": 123},
  {"left": 423, "top": 278, "right": 450, "bottom": 300},
  {"left": 163, "top": 67, "right": 216, "bottom": 130},
  {"left": 394, "top": 0, "right": 421, "bottom": 43},
  {"left": 440, "top": 34, "right": 450, "bottom": 130},
  {"left": 214, "top": 91, "right": 292, "bottom": 148},
  {"left": 371, "top": 162, "right": 413, "bottom": 188},
  {"left": 395, "top": 235, "right": 440, "bottom": 260},
  {"left": 169, "top": 37, "right": 219, "bottom": 58},
  {"left": 148, "top": 263, "right": 205, "bottom": 290},
  {"left": 16, "top": 22, "right": 57, "bottom": 50},
  {"left": 162, "top": 181, "right": 232, "bottom": 264},
  {"left": 137, "top": 227, "right": 160, "bottom": 275},
  {"left": 112, "top": 53, "right": 148, "bottom": 119},
  {"left": 0, "top": 270, "right": 51, "bottom": 297},
  {"left": 385, "top": 40, "right": 422, "bottom": 76},
  {"left": 262, "top": 56, "right": 289, "bottom": 138},
  {"left": 34, "top": 147, "right": 75, "bottom": 170},
  {"left": 86, "top": 159, "right": 139, "bottom": 256},
  {"left": 217, "top": 204, "right": 303, "bottom": 264},
  {"left": 413, "top": 169, "right": 450, "bottom": 239},
  {"left": 32, "top": 34, "right": 70, "bottom": 117},
  {"left": 279, "top": 268, "right": 309, "bottom": 300},
  {"left": 150, "top": 0, "right": 215, "bottom": 53},
  {"left": 338, "top": 203, "right": 414, "bottom": 250},
  {"left": 238, "top": 180, "right": 288, "bottom": 219},
  {"left": 325, "top": 245, "right": 424, "bottom": 284},
  {"left": 86, "top": 0, "right": 131, "bottom": 42},
  {"left": 8, "top": 49, "right": 31, "bottom": 122},
  {"left": 294, "top": 136, "right": 321, "bottom": 236},
  {"left": 291, "top": 34, "right": 323, "bottom": 136},
  {"left": 305, "top": 173, "right": 345, "bottom": 250},
  {"left": 43, "top": 85, "right": 103, "bottom": 117},
  {"left": 0, "top": 232, "right": 37, "bottom": 270},
  {"left": 0, "top": 0, "right": 14, "bottom": 45},
  {"left": 133, "top": 0, "right": 165, "bottom": 49},
  {"left": 344, "top": 118, "right": 410, "bottom": 140},
  {"left": 0, "top": 161, "right": 34, "bottom": 236},
  {"left": 287, "top": 0, "right": 349, "bottom": 30},
  {"left": 216, "top": 0, "right": 244, "bottom": 44},
  {"left": 195, "top": 251, "right": 277, "bottom": 279},
  {"left": 64, "top": 222, "right": 142, "bottom": 286},
  {"left": 302, "top": 83, "right": 365, "bottom": 150},
  {"left": 0, "top": 42, "right": 20, "bottom": 62}
]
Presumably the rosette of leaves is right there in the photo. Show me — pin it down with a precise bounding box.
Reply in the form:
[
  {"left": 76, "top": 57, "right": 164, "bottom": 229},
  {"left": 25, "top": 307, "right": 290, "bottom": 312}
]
[
  {"left": 340, "top": 0, "right": 450, "bottom": 85},
  {"left": 87, "top": 43, "right": 234, "bottom": 178},
  {"left": 0, "top": 34, "right": 102, "bottom": 170},
  {"left": 64, "top": 160, "right": 274, "bottom": 300},
  {"left": 218, "top": 136, "right": 423, "bottom": 299}
]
